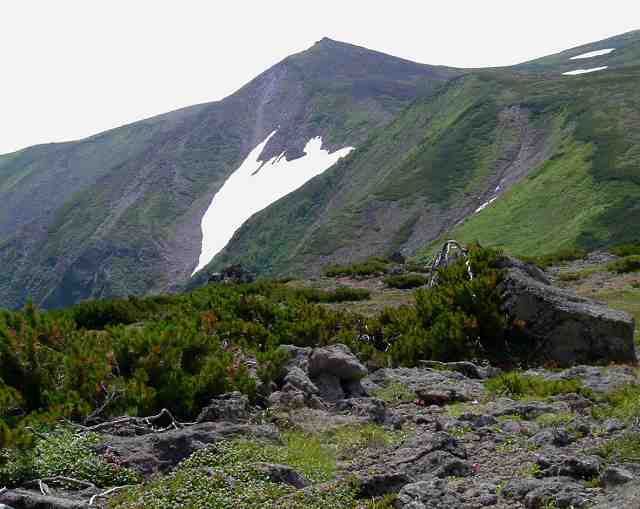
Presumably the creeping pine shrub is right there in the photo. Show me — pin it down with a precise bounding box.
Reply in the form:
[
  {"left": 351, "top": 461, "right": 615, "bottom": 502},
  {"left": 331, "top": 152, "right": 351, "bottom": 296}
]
[
  {"left": 383, "top": 274, "right": 428, "bottom": 289},
  {"left": 607, "top": 255, "right": 640, "bottom": 274},
  {"left": 610, "top": 243, "right": 640, "bottom": 257},
  {"left": 384, "top": 245, "right": 520, "bottom": 365},
  {"left": 324, "top": 257, "right": 390, "bottom": 277}
]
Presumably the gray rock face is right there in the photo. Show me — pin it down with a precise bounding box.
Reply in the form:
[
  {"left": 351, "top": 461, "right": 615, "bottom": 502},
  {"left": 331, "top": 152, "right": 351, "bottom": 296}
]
[
  {"left": 308, "top": 344, "right": 368, "bottom": 381},
  {"left": 283, "top": 367, "right": 319, "bottom": 395},
  {"left": 500, "top": 266, "right": 636, "bottom": 366},
  {"left": 601, "top": 466, "right": 634, "bottom": 487},
  {"left": 0, "top": 489, "right": 87, "bottom": 509},
  {"left": 197, "top": 391, "right": 249, "bottom": 423},
  {"left": 255, "top": 463, "right": 310, "bottom": 489}
]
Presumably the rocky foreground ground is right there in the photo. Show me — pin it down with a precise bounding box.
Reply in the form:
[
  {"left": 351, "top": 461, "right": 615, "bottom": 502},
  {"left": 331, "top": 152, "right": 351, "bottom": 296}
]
[{"left": 2, "top": 343, "right": 640, "bottom": 508}]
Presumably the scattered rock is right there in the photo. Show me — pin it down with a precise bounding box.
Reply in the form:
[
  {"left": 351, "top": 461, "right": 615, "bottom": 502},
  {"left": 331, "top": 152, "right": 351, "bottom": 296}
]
[
  {"left": 415, "top": 388, "right": 468, "bottom": 406},
  {"left": 604, "top": 418, "right": 625, "bottom": 434},
  {"left": 536, "top": 454, "right": 601, "bottom": 480},
  {"left": 208, "top": 264, "right": 256, "bottom": 284},
  {"left": 357, "top": 471, "right": 411, "bottom": 497},
  {"left": 523, "top": 479, "right": 591, "bottom": 508},
  {"left": 395, "top": 478, "right": 465, "bottom": 508},
  {"left": 601, "top": 466, "right": 634, "bottom": 487},
  {"left": 255, "top": 463, "right": 310, "bottom": 489},
  {"left": 335, "top": 397, "right": 386, "bottom": 423},
  {"left": 197, "top": 391, "right": 249, "bottom": 423},
  {"left": 283, "top": 367, "right": 319, "bottom": 395},
  {"left": 419, "top": 360, "right": 501, "bottom": 379},
  {"left": 308, "top": 344, "right": 368, "bottom": 381}
]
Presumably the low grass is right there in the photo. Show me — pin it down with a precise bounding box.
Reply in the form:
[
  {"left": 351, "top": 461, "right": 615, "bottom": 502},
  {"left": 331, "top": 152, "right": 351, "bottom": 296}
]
[
  {"left": 372, "top": 382, "right": 416, "bottom": 404},
  {"left": 486, "top": 372, "right": 592, "bottom": 400},
  {"left": 110, "top": 425, "right": 404, "bottom": 509},
  {"left": 592, "top": 384, "right": 640, "bottom": 423},
  {"left": 592, "top": 432, "right": 640, "bottom": 464},
  {"left": 535, "top": 412, "right": 576, "bottom": 428},
  {"left": 0, "top": 428, "right": 140, "bottom": 488}
]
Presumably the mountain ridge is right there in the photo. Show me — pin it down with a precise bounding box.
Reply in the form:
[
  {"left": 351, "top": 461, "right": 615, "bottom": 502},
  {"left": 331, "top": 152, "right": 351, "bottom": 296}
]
[{"left": 0, "top": 37, "right": 461, "bottom": 308}]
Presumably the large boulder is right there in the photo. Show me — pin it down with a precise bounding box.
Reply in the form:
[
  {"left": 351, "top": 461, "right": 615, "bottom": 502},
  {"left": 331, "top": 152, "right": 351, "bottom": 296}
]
[
  {"left": 308, "top": 344, "right": 368, "bottom": 381},
  {"left": 500, "top": 265, "right": 636, "bottom": 366}
]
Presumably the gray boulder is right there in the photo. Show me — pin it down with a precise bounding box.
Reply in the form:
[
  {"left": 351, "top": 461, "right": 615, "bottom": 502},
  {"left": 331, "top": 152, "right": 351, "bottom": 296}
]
[
  {"left": 308, "top": 344, "right": 367, "bottom": 381},
  {"left": 197, "top": 391, "right": 249, "bottom": 423},
  {"left": 283, "top": 367, "right": 319, "bottom": 395},
  {"left": 500, "top": 266, "right": 636, "bottom": 366}
]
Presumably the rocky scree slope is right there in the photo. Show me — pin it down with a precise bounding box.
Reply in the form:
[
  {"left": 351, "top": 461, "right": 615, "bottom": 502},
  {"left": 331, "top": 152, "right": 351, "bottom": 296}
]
[{"left": 0, "top": 38, "right": 459, "bottom": 310}]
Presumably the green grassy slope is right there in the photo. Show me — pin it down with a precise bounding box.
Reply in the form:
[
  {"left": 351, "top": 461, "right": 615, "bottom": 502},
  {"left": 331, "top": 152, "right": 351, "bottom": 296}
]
[{"left": 426, "top": 66, "right": 640, "bottom": 258}]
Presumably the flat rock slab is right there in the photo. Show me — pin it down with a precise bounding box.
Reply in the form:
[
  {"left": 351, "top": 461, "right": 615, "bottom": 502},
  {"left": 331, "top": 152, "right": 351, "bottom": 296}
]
[{"left": 96, "top": 422, "right": 279, "bottom": 476}]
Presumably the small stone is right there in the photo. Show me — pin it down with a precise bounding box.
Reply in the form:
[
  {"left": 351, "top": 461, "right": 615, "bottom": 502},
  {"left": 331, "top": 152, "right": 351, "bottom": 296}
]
[
  {"left": 601, "top": 466, "right": 634, "bottom": 486},
  {"left": 604, "top": 418, "right": 625, "bottom": 433},
  {"left": 480, "top": 493, "right": 498, "bottom": 506}
]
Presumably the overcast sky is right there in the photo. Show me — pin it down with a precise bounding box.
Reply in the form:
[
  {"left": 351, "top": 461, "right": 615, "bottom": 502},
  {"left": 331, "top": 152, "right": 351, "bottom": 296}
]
[{"left": 1, "top": 1, "right": 638, "bottom": 155}]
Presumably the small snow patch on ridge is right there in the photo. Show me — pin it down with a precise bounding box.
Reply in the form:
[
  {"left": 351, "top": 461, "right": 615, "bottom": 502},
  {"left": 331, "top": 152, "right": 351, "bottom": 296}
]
[
  {"left": 563, "top": 66, "right": 608, "bottom": 76},
  {"left": 192, "top": 131, "right": 354, "bottom": 275},
  {"left": 570, "top": 48, "right": 615, "bottom": 60}
]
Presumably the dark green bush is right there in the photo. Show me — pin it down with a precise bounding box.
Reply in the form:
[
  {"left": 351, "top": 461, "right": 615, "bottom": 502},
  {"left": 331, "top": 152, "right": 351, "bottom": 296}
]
[
  {"left": 522, "top": 248, "right": 587, "bottom": 268},
  {"left": 404, "top": 262, "right": 431, "bottom": 274},
  {"left": 383, "top": 274, "right": 428, "bottom": 289},
  {"left": 610, "top": 243, "right": 640, "bottom": 257},
  {"left": 607, "top": 255, "right": 640, "bottom": 274},
  {"left": 291, "top": 287, "right": 370, "bottom": 303},
  {"left": 324, "top": 257, "right": 390, "bottom": 278},
  {"left": 380, "top": 245, "right": 527, "bottom": 366}
]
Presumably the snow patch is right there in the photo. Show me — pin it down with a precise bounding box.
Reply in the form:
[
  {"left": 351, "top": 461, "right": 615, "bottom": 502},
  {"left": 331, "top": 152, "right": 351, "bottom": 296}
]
[
  {"left": 192, "top": 131, "right": 354, "bottom": 274},
  {"left": 562, "top": 66, "right": 608, "bottom": 76},
  {"left": 570, "top": 48, "right": 615, "bottom": 60},
  {"left": 475, "top": 197, "right": 497, "bottom": 214}
]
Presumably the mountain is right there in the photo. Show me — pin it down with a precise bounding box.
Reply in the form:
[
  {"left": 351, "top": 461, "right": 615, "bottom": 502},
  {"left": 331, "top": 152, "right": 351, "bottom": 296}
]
[
  {"left": 0, "top": 38, "right": 460, "bottom": 309},
  {"left": 199, "top": 30, "right": 640, "bottom": 280},
  {"left": 2, "top": 31, "right": 639, "bottom": 308}
]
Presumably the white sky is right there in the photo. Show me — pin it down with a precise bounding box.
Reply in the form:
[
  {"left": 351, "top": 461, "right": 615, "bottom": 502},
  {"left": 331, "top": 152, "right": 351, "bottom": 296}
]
[{"left": 1, "top": 1, "right": 638, "bottom": 155}]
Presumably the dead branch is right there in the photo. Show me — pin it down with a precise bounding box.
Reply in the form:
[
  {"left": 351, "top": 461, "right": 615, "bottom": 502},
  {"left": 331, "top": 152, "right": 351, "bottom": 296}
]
[
  {"left": 427, "top": 240, "right": 474, "bottom": 288},
  {"left": 75, "top": 408, "right": 194, "bottom": 435},
  {"left": 23, "top": 476, "right": 97, "bottom": 492},
  {"left": 88, "top": 485, "right": 136, "bottom": 506}
]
